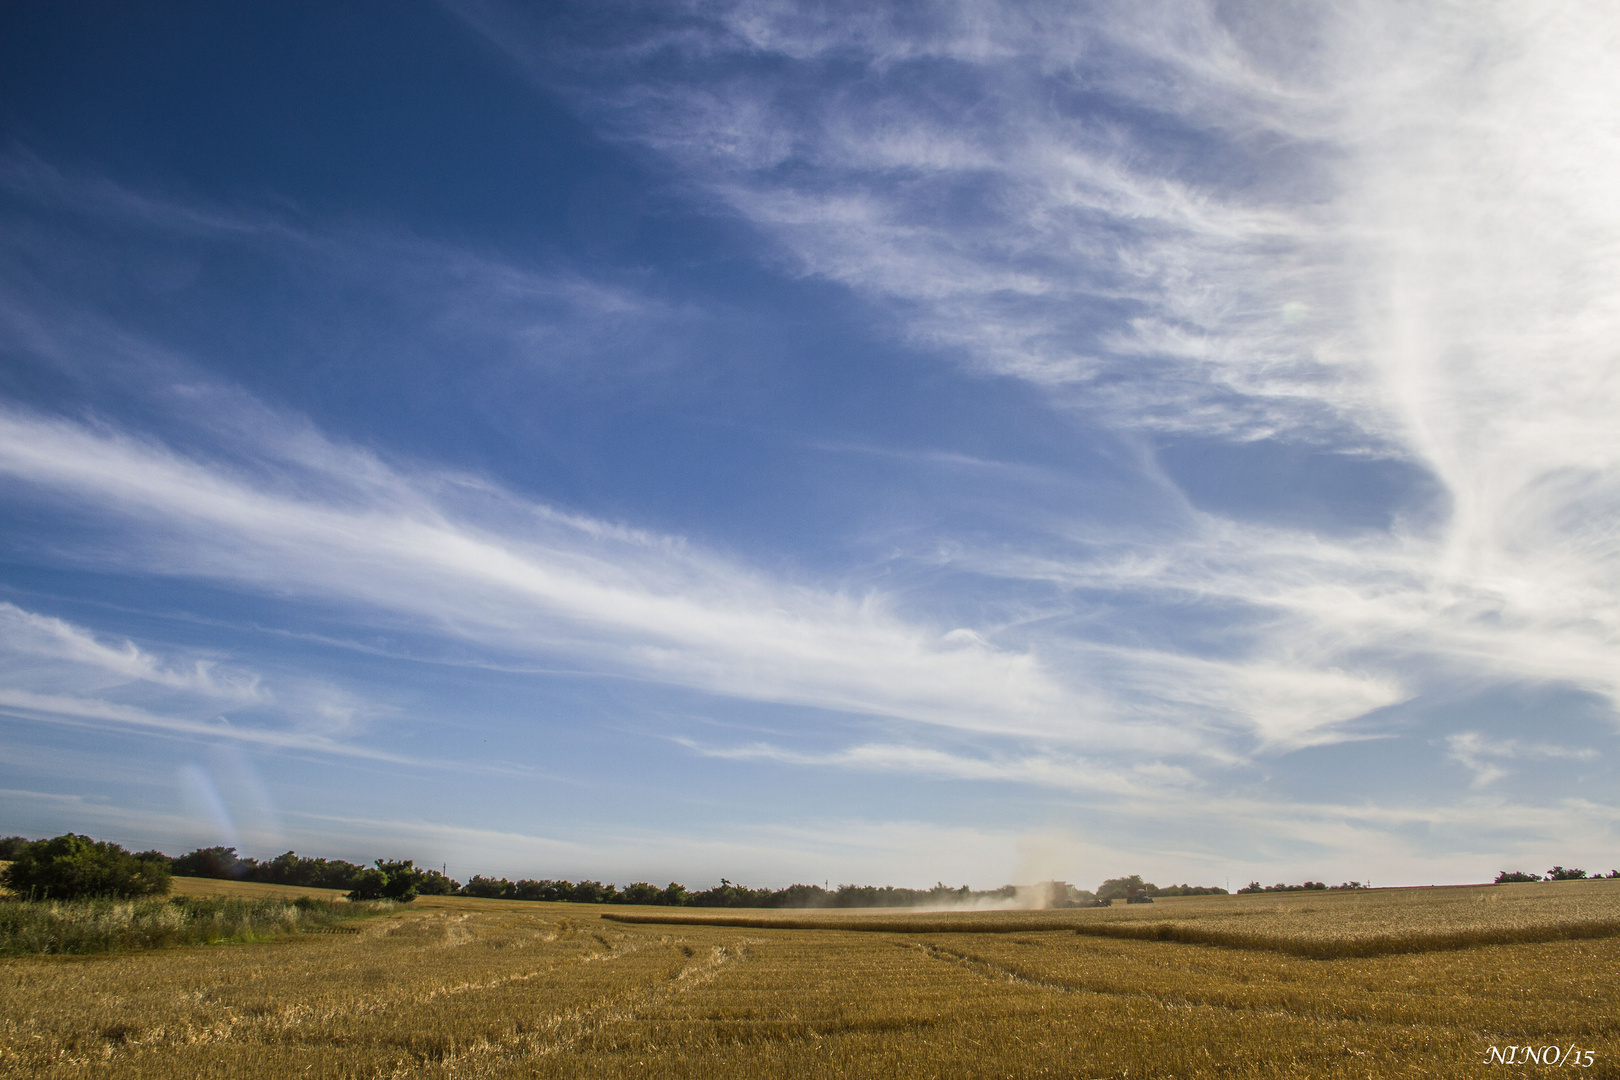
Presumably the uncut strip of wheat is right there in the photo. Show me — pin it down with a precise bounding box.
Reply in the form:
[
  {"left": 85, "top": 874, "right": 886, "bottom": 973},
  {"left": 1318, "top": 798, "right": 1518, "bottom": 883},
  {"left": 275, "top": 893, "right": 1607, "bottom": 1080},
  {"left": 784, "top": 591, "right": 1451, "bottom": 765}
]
[{"left": 603, "top": 880, "right": 1620, "bottom": 956}]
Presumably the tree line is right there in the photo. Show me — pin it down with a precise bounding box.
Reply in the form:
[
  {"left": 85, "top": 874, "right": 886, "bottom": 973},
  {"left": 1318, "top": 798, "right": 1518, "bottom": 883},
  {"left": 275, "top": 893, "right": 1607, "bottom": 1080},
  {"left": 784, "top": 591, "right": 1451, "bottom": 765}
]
[
  {"left": 457, "top": 877, "right": 1044, "bottom": 908},
  {"left": 1096, "top": 875, "right": 1228, "bottom": 901},
  {"left": 0, "top": 835, "right": 1073, "bottom": 906},
  {"left": 1236, "top": 880, "right": 1361, "bottom": 893},
  {"left": 1494, "top": 867, "right": 1618, "bottom": 883},
  {"left": 25, "top": 833, "right": 1585, "bottom": 906}
]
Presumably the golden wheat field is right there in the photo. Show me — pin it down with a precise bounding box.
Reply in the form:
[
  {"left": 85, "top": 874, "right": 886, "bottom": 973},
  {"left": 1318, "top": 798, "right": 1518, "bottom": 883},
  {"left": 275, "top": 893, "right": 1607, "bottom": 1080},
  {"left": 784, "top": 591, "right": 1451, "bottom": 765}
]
[{"left": 2, "top": 878, "right": 1617, "bottom": 1079}]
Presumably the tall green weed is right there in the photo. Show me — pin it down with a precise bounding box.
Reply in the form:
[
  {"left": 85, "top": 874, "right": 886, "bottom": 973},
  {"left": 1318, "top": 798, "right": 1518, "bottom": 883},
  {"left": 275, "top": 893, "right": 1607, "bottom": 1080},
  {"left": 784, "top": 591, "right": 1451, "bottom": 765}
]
[{"left": 0, "top": 895, "right": 387, "bottom": 955}]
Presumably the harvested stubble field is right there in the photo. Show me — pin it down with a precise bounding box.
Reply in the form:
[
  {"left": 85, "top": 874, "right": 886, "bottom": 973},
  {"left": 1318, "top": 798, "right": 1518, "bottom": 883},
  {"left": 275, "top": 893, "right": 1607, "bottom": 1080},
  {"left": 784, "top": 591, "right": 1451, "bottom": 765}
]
[{"left": 2, "top": 878, "right": 1616, "bottom": 1079}]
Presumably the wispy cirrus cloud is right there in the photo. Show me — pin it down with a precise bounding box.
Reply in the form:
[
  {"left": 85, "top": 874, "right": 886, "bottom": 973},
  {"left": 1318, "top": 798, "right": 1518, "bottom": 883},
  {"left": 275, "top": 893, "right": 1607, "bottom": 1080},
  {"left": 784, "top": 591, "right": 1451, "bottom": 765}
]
[
  {"left": 675, "top": 735, "right": 1198, "bottom": 795},
  {"left": 0, "top": 601, "right": 263, "bottom": 701},
  {"left": 0, "top": 389, "right": 1426, "bottom": 762},
  {"left": 0, "top": 404, "right": 1106, "bottom": 744},
  {"left": 0, "top": 686, "right": 426, "bottom": 766},
  {"left": 456, "top": 0, "right": 1620, "bottom": 744},
  {"left": 0, "top": 157, "right": 1415, "bottom": 765},
  {"left": 0, "top": 600, "right": 435, "bottom": 763},
  {"left": 1444, "top": 732, "right": 1601, "bottom": 790}
]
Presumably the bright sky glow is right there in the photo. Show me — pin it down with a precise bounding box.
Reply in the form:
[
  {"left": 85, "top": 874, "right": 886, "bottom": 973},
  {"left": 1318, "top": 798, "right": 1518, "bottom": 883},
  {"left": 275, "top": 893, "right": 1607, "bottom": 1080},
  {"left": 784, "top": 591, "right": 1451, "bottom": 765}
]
[{"left": 1, "top": 1, "right": 1617, "bottom": 888}]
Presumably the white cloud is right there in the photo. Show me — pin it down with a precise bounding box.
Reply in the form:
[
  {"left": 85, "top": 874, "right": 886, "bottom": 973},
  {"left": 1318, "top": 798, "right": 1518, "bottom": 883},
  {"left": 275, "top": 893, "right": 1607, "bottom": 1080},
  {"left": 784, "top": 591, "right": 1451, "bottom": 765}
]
[
  {"left": 676, "top": 735, "right": 1199, "bottom": 794},
  {"left": 1444, "top": 731, "right": 1601, "bottom": 789},
  {"left": 0, "top": 601, "right": 262, "bottom": 701},
  {"left": 0, "top": 687, "right": 427, "bottom": 766},
  {"left": 0, "top": 600, "right": 418, "bottom": 755},
  {"left": 9, "top": 1, "right": 1620, "bottom": 834},
  {"left": 456, "top": 0, "right": 1620, "bottom": 747},
  {"left": 0, "top": 405, "right": 1127, "bottom": 745}
]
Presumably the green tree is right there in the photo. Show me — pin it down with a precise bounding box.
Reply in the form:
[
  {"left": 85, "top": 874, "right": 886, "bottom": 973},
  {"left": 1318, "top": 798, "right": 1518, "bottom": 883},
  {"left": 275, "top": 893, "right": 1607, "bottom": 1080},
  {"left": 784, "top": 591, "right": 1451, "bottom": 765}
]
[
  {"left": 1096, "top": 875, "right": 1153, "bottom": 901},
  {"left": 171, "top": 845, "right": 253, "bottom": 879},
  {"left": 1, "top": 834, "right": 171, "bottom": 900},
  {"left": 415, "top": 869, "right": 459, "bottom": 896},
  {"left": 346, "top": 867, "right": 389, "bottom": 900},
  {"left": 618, "top": 882, "right": 664, "bottom": 905},
  {"left": 461, "top": 875, "right": 515, "bottom": 899},
  {"left": 568, "top": 879, "right": 617, "bottom": 904},
  {"left": 346, "top": 860, "right": 423, "bottom": 902},
  {"left": 373, "top": 859, "right": 424, "bottom": 902}
]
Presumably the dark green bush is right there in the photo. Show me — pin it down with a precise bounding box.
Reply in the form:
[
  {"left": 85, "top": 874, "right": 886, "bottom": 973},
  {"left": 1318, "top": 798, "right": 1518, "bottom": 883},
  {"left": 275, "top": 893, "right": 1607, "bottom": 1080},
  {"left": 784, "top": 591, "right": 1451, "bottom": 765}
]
[
  {"left": 462, "top": 874, "right": 516, "bottom": 899},
  {"left": 2, "top": 834, "right": 171, "bottom": 900},
  {"left": 346, "top": 859, "right": 423, "bottom": 902}
]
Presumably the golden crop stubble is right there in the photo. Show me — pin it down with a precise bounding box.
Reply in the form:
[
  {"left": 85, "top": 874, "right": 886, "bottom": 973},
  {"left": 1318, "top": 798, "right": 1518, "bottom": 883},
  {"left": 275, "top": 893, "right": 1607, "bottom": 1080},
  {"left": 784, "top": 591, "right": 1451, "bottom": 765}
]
[
  {"left": 482, "top": 925, "right": 1619, "bottom": 1080},
  {"left": 3, "top": 884, "right": 1618, "bottom": 1079}
]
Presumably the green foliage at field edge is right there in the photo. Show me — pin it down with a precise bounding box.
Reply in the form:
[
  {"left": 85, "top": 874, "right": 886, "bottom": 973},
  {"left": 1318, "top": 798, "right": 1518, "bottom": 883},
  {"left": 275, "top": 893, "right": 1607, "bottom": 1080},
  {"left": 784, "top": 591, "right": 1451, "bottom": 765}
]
[
  {"left": 1, "top": 834, "right": 170, "bottom": 900},
  {"left": 0, "top": 895, "right": 387, "bottom": 956}
]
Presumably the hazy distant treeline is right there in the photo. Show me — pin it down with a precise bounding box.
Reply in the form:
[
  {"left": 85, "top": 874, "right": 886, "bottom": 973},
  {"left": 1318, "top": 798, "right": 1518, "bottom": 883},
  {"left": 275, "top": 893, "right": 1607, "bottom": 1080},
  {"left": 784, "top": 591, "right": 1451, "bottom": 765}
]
[
  {"left": 1, "top": 838, "right": 1099, "bottom": 906},
  {"left": 459, "top": 877, "right": 1043, "bottom": 908},
  {"left": 0, "top": 836, "right": 1244, "bottom": 906},
  {"left": 167, "top": 846, "right": 462, "bottom": 895},
  {"left": 158, "top": 847, "right": 1046, "bottom": 907}
]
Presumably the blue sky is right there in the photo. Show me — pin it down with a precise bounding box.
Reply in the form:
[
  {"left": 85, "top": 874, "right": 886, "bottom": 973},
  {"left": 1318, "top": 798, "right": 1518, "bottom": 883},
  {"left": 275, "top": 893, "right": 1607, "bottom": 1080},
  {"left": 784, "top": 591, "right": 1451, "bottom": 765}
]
[{"left": 1, "top": 1, "right": 1616, "bottom": 890}]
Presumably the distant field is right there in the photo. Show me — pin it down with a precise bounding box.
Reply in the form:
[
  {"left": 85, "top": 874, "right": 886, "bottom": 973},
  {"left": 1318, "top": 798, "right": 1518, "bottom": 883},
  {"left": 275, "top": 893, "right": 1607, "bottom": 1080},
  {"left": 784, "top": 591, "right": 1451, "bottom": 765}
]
[
  {"left": 2, "top": 880, "right": 1616, "bottom": 1078},
  {"left": 167, "top": 876, "right": 352, "bottom": 903},
  {"left": 604, "top": 879, "right": 1620, "bottom": 956}
]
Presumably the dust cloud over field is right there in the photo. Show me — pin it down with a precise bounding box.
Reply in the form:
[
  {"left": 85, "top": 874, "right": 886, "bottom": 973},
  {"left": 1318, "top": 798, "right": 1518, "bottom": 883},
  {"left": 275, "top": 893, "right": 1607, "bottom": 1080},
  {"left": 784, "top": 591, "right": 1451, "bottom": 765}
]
[{"left": 2, "top": 881, "right": 1617, "bottom": 1078}]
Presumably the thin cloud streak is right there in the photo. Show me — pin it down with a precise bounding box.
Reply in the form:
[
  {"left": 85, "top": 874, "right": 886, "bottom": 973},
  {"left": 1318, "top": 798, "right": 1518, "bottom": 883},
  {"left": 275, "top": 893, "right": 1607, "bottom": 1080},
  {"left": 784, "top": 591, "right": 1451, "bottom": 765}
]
[
  {"left": 0, "top": 406, "right": 1124, "bottom": 746},
  {"left": 675, "top": 735, "right": 1200, "bottom": 794},
  {"left": 0, "top": 688, "right": 429, "bottom": 767},
  {"left": 0, "top": 601, "right": 263, "bottom": 701}
]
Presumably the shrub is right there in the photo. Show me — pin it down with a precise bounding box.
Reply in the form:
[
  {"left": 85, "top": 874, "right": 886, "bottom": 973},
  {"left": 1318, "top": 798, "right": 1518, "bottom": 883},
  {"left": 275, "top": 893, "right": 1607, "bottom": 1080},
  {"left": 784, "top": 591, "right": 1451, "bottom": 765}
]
[
  {"left": 248, "top": 850, "right": 366, "bottom": 890},
  {"left": 513, "top": 879, "right": 572, "bottom": 902},
  {"left": 375, "top": 859, "right": 424, "bottom": 901},
  {"left": 1097, "top": 875, "right": 1153, "bottom": 901},
  {"left": 346, "top": 868, "right": 389, "bottom": 900},
  {"left": 416, "top": 869, "right": 460, "bottom": 895},
  {"left": 1495, "top": 870, "right": 1542, "bottom": 883},
  {"left": 345, "top": 859, "right": 425, "bottom": 902},
  {"left": 2, "top": 835, "right": 171, "bottom": 900},
  {"left": 619, "top": 882, "right": 665, "bottom": 905},
  {"left": 569, "top": 879, "right": 618, "bottom": 904},
  {"left": 1237, "top": 880, "right": 1330, "bottom": 894},
  {"left": 462, "top": 875, "right": 516, "bottom": 899},
  {"left": 171, "top": 845, "right": 253, "bottom": 880},
  {"left": 1547, "top": 866, "right": 1587, "bottom": 880},
  {"left": 0, "top": 895, "right": 382, "bottom": 955},
  {"left": 1152, "top": 883, "right": 1229, "bottom": 897}
]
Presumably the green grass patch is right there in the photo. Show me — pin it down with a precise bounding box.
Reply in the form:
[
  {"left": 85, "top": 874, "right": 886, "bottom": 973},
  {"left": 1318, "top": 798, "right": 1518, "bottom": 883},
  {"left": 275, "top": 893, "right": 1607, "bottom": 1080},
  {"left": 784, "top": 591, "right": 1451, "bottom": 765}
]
[{"left": 0, "top": 895, "right": 390, "bottom": 956}]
